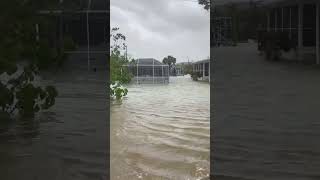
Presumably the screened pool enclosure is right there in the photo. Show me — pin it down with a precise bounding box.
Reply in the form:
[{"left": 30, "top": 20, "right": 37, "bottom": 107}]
[
  {"left": 37, "top": 0, "right": 109, "bottom": 71},
  {"left": 123, "top": 58, "right": 170, "bottom": 84}
]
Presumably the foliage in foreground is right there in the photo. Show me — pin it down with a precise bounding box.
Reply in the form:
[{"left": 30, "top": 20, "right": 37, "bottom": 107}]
[
  {"left": 110, "top": 28, "right": 132, "bottom": 100},
  {"left": 0, "top": 65, "right": 58, "bottom": 118},
  {"left": 0, "top": 1, "right": 75, "bottom": 118},
  {"left": 110, "top": 54, "right": 132, "bottom": 84},
  {"left": 110, "top": 82, "right": 128, "bottom": 100}
]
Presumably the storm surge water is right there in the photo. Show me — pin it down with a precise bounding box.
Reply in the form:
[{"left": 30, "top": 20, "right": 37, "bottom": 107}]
[
  {"left": 111, "top": 75, "right": 210, "bottom": 179},
  {"left": 0, "top": 69, "right": 108, "bottom": 180},
  {"left": 213, "top": 43, "right": 320, "bottom": 180}
]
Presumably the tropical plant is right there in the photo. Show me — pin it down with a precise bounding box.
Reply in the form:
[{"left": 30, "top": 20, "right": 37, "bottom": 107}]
[
  {"left": 162, "top": 55, "right": 177, "bottom": 75},
  {"left": 162, "top": 56, "right": 177, "bottom": 67}
]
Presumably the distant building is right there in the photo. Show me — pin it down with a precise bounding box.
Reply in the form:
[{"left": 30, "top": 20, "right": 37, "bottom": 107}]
[
  {"left": 263, "top": 0, "right": 320, "bottom": 64},
  {"left": 193, "top": 59, "right": 210, "bottom": 82},
  {"left": 175, "top": 62, "right": 192, "bottom": 76},
  {"left": 175, "top": 66, "right": 183, "bottom": 76},
  {"left": 212, "top": 17, "right": 233, "bottom": 47},
  {"left": 170, "top": 64, "right": 177, "bottom": 76},
  {"left": 37, "top": 0, "right": 109, "bottom": 71},
  {"left": 123, "top": 58, "right": 169, "bottom": 84}
]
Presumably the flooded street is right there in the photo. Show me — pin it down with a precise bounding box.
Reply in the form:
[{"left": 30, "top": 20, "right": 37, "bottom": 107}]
[
  {"left": 0, "top": 69, "right": 108, "bottom": 180},
  {"left": 213, "top": 43, "right": 320, "bottom": 180},
  {"left": 111, "top": 76, "right": 210, "bottom": 179}
]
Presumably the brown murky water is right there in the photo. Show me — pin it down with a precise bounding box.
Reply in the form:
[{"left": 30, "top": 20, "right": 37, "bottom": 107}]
[
  {"left": 110, "top": 75, "right": 210, "bottom": 180},
  {"left": 213, "top": 43, "right": 320, "bottom": 180}
]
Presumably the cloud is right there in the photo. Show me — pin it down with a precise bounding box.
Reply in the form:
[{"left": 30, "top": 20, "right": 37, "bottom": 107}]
[{"left": 111, "top": 0, "right": 210, "bottom": 62}]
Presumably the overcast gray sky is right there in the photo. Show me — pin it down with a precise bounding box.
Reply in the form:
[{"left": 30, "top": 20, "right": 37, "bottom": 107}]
[{"left": 110, "top": 0, "right": 210, "bottom": 63}]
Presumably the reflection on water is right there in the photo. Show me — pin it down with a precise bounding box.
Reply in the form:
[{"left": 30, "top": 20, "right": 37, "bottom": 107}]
[
  {"left": 111, "top": 75, "right": 210, "bottom": 180},
  {"left": 213, "top": 44, "right": 320, "bottom": 180},
  {"left": 0, "top": 71, "right": 108, "bottom": 180}
]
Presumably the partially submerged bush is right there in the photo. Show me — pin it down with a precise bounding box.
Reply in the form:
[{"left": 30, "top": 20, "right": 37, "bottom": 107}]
[
  {"left": 110, "top": 81, "right": 128, "bottom": 100},
  {"left": 191, "top": 72, "right": 202, "bottom": 81}
]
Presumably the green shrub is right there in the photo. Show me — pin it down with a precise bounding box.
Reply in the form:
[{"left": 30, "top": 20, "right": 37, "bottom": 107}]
[
  {"left": 109, "top": 27, "right": 132, "bottom": 100},
  {"left": 191, "top": 72, "right": 201, "bottom": 81},
  {"left": 110, "top": 82, "right": 128, "bottom": 100}
]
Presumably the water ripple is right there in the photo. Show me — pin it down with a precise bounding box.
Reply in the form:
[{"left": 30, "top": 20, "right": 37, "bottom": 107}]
[{"left": 111, "top": 76, "right": 210, "bottom": 179}]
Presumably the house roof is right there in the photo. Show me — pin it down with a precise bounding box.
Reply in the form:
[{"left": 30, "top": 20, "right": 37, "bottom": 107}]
[
  {"left": 176, "top": 62, "right": 191, "bottom": 65},
  {"left": 193, "top": 59, "right": 210, "bottom": 64},
  {"left": 136, "top": 58, "right": 164, "bottom": 65}
]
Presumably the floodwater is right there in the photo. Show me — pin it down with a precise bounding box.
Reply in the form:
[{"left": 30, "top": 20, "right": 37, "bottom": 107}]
[
  {"left": 111, "top": 76, "right": 210, "bottom": 180},
  {"left": 0, "top": 69, "right": 108, "bottom": 180},
  {"left": 213, "top": 43, "right": 320, "bottom": 180}
]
